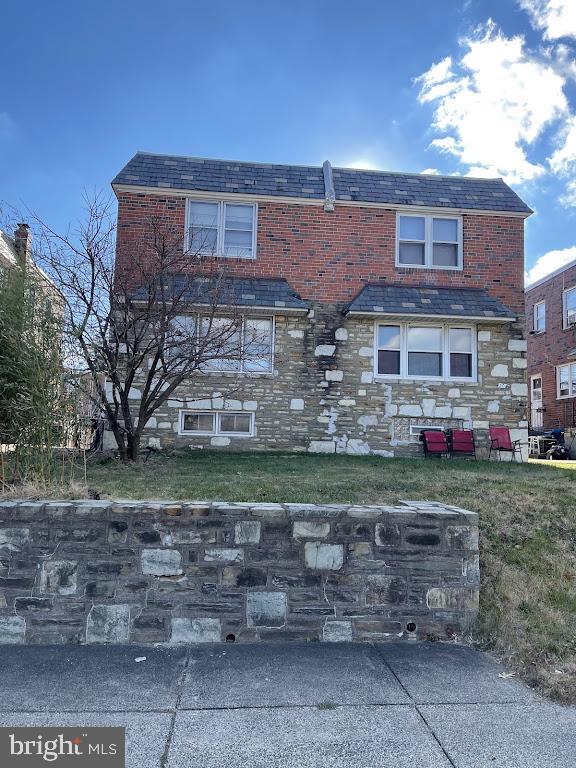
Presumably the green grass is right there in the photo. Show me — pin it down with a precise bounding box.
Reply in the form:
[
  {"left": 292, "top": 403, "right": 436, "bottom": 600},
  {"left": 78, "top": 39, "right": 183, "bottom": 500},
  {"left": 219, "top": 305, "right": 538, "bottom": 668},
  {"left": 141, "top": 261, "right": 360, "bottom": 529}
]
[{"left": 77, "top": 450, "right": 576, "bottom": 702}]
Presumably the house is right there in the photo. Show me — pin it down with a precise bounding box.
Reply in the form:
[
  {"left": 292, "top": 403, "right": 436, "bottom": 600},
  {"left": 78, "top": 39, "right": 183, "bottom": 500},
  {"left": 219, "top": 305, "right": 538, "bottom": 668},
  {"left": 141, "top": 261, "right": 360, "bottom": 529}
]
[
  {"left": 110, "top": 153, "right": 531, "bottom": 458},
  {"left": 525, "top": 259, "right": 576, "bottom": 431}
]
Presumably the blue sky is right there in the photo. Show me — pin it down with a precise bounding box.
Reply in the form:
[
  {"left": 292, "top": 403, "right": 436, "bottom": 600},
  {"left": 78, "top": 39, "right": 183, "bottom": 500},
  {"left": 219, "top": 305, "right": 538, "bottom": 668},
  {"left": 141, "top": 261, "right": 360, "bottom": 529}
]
[{"left": 1, "top": 0, "right": 576, "bottom": 282}]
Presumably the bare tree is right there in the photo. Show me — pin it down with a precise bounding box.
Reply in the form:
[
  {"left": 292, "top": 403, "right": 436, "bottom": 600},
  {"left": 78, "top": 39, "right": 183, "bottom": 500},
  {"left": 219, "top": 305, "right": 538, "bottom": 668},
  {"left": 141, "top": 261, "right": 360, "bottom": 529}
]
[{"left": 31, "top": 194, "right": 269, "bottom": 462}]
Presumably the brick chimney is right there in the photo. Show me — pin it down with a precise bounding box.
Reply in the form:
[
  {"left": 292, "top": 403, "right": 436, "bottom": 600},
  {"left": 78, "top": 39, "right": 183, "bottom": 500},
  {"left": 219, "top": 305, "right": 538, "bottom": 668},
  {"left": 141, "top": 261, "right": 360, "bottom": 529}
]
[{"left": 14, "top": 223, "right": 31, "bottom": 266}]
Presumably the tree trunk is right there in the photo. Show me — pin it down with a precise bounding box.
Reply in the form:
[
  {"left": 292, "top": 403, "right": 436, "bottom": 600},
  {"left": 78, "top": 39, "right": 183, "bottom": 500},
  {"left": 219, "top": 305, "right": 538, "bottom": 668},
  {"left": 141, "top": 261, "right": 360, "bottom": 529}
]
[{"left": 126, "top": 432, "right": 141, "bottom": 462}]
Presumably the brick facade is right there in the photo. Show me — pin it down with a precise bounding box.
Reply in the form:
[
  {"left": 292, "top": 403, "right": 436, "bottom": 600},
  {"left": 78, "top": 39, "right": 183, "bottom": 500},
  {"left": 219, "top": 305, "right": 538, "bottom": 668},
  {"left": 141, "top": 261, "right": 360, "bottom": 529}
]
[
  {"left": 111, "top": 183, "right": 528, "bottom": 459},
  {"left": 526, "top": 261, "right": 576, "bottom": 429}
]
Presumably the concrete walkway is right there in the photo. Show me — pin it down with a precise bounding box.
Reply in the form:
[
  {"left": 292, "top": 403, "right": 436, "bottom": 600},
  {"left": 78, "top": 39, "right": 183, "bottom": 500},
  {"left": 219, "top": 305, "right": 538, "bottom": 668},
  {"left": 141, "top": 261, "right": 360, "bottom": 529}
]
[{"left": 0, "top": 642, "right": 574, "bottom": 767}]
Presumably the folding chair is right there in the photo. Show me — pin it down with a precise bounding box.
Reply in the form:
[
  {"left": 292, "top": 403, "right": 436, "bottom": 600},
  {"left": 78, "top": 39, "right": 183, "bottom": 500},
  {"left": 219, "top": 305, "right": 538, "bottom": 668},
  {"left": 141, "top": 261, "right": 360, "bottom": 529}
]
[
  {"left": 489, "top": 426, "right": 523, "bottom": 462},
  {"left": 447, "top": 429, "right": 476, "bottom": 459},
  {"left": 421, "top": 430, "right": 450, "bottom": 458}
]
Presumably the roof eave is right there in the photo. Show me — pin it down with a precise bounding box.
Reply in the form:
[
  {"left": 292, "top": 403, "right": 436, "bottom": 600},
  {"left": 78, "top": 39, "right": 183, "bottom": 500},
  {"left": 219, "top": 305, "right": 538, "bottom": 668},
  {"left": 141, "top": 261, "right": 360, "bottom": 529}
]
[{"left": 344, "top": 309, "right": 516, "bottom": 323}]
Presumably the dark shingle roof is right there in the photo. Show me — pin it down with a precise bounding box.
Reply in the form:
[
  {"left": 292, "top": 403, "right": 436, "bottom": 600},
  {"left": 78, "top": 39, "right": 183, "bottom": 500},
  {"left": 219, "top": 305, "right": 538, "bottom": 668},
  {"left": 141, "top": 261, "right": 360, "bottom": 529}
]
[
  {"left": 345, "top": 284, "right": 516, "bottom": 320},
  {"left": 112, "top": 153, "right": 532, "bottom": 214},
  {"left": 133, "top": 276, "right": 308, "bottom": 311}
]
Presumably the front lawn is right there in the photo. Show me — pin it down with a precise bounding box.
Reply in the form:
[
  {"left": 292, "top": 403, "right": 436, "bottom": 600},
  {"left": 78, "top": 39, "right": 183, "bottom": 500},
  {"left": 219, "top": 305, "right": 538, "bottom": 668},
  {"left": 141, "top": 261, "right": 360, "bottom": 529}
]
[{"left": 80, "top": 450, "right": 576, "bottom": 702}]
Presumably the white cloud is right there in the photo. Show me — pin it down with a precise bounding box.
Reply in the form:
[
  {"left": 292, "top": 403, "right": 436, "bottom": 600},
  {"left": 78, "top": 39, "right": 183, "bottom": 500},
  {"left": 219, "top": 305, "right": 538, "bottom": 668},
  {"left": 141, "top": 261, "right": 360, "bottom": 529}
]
[
  {"left": 519, "top": 0, "right": 576, "bottom": 41},
  {"left": 344, "top": 159, "right": 380, "bottom": 170},
  {"left": 416, "top": 21, "right": 568, "bottom": 184},
  {"left": 420, "top": 168, "right": 440, "bottom": 175},
  {"left": 549, "top": 114, "right": 576, "bottom": 173},
  {"left": 525, "top": 245, "right": 576, "bottom": 284}
]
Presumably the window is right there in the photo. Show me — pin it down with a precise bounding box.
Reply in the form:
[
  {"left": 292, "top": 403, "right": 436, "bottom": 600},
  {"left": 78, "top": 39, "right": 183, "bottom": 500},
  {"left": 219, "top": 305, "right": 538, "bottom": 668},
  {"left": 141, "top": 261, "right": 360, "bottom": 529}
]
[
  {"left": 557, "top": 363, "right": 576, "bottom": 398},
  {"left": 407, "top": 326, "right": 443, "bottom": 376},
  {"left": 533, "top": 301, "right": 546, "bottom": 333},
  {"left": 563, "top": 287, "right": 576, "bottom": 329},
  {"left": 179, "top": 410, "right": 254, "bottom": 436},
  {"left": 397, "top": 214, "right": 462, "bottom": 270},
  {"left": 449, "top": 328, "right": 473, "bottom": 378},
  {"left": 377, "top": 325, "right": 401, "bottom": 375},
  {"left": 169, "top": 315, "right": 273, "bottom": 373},
  {"left": 187, "top": 200, "right": 256, "bottom": 258},
  {"left": 375, "top": 322, "right": 476, "bottom": 381}
]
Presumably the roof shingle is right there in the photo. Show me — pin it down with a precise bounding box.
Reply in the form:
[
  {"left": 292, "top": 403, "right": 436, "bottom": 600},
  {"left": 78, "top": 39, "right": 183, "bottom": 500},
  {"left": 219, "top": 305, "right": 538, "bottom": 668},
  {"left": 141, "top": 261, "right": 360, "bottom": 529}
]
[
  {"left": 112, "top": 153, "right": 532, "bottom": 214},
  {"left": 345, "top": 284, "right": 516, "bottom": 320}
]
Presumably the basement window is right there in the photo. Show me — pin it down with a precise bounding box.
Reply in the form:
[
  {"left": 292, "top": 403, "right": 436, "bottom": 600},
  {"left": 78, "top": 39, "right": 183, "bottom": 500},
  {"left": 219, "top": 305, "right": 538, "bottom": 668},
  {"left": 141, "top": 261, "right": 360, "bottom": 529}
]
[{"left": 179, "top": 411, "right": 254, "bottom": 436}]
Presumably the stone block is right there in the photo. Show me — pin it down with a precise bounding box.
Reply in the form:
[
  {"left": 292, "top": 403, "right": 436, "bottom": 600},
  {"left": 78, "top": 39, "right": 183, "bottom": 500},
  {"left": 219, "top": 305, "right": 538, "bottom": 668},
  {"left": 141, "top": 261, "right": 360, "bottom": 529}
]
[
  {"left": 40, "top": 560, "right": 78, "bottom": 595},
  {"left": 0, "top": 528, "right": 29, "bottom": 552},
  {"left": 86, "top": 605, "right": 130, "bottom": 643},
  {"left": 315, "top": 344, "right": 335, "bottom": 356},
  {"left": 243, "top": 401, "right": 258, "bottom": 411},
  {"left": 171, "top": 617, "right": 221, "bottom": 643},
  {"left": 360, "top": 371, "right": 373, "bottom": 383},
  {"left": 204, "top": 548, "right": 244, "bottom": 563},
  {"left": 141, "top": 548, "right": 183, "bottom": 576},
  {"left": 108, "top": 521, "right": 128, "bottom": 544},
  {"left": 491, "top": 364, "right": 509, "bottom": 377},
  {"left": 399, "top": 404, "right": 423, "bottom": 417},
  {"left": 290, "top": 398, "right": 305, "bottom": 410},
  {"left": 0, "top": 616, "right": 25, "bottom": 644},
  {"left": 358, "top": 347, "right": 373, "bottom": 357},
  {"left": 293, "top": 521, "right": 330, "bottom": 540},
  {"left": 375, "top": 523, "right": 400, "bottom": 547},
  {"left": 335, "top": 327, "right": 348, "bottom": 341},
  {"left": 426, "top": 587, "right": 480, "bottom": 610},
  {"left": 508, "top": 338, "right": 527, "bottom": 352},
  {"left": 308, "top": 440, "right": 336, "bottom": 454},
  {"left": 246, "top": 591, "right": 286, "bottom": 627},
  {"left": 366, "top": 576, "right": 408, "bottom": 605},
  {"left": 511, "top": 383, "right": 528, "bottom": 396},
  {"left": 304, "top": 542, "right": 344, "bottom": 570},
  {"left": 325, "top": 370, "right": 343, "bottom": 382},
  {"left": 477, "top": 330, "right": 491, "bottom": 342},
  {"left": 513, "top": 357, "right": 527, "bottom": 368},
  {"left": 211, "top": 436, "right": 231, "bottom": 447},
  {"left": 345, "top": 439, "right": 370, "bottom": 455},
  {"left": 322, "top": 621, "right": 352, "bottom": 643},
  {"left": 222, "top": 567, "right": 267, "bottom": 587},
  {"left": 234, "top": 521, "right": 261, "bottom": 545}
]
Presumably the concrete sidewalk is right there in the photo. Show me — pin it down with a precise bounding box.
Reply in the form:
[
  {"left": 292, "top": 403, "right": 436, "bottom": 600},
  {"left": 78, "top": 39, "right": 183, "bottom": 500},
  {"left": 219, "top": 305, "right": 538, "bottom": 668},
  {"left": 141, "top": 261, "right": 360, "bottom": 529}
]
[{"left": 0, "top": 642, "right": 574, "bottom": 767}]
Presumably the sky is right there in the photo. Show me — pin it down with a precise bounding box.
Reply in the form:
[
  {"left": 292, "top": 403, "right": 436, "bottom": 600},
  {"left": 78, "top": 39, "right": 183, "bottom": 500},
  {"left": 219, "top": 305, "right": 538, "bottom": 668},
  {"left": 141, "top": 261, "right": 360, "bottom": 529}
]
[{"left": 1, "top": 0, "right": 576, "bottom": 284}]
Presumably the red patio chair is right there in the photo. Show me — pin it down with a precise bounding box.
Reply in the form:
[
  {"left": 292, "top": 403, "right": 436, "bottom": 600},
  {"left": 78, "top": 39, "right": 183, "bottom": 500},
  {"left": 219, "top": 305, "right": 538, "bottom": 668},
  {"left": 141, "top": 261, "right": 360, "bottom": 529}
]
[
  {"left": 448, "top": 429, "right": 476, "bottom": 459},
  {"left": 421, "top": 430, "right": 450, "bottom": 458},
  {"left": 489, "top": 426, "right": 523, "bottom": 463}
]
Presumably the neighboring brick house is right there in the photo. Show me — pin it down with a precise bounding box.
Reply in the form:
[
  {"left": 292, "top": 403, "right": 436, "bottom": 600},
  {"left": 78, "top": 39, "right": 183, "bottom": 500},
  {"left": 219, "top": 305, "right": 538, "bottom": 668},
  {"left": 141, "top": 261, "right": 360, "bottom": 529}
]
[
  {"left": 110, "top": 153, "right": 531, "bottom": 458},
  {"left": 525, "top": 259, "right": 576, "bottom": 430}
]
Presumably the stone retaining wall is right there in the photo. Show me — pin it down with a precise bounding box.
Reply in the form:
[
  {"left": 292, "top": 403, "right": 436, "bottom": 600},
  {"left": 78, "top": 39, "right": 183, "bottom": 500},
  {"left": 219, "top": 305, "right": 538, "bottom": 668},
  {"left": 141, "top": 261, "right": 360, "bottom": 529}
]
[{"left": 0, "top": 499, "right": 479, "bottom": 645}]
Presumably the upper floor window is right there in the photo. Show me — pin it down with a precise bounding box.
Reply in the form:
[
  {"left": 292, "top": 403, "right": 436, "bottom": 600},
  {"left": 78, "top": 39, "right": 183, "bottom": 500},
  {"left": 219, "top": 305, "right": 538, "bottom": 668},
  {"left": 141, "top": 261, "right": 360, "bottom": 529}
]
[
  {"left": 187, "top": 200, "right": 256, "bottom": 259},
  {"left": 397, "top": 214, "right": 462, "bottom": 270},
  {"left": 557, "top": 363, "right": 576, "bottom": 398},
  {"left": 533, "top": 300, "right": 546, "bottom": 333},
  {"left": 375, "top": 322, "right": 475, "bottom": 381},
  {"left": 563, "top": 287, "right": 576, "bottom": 329}
]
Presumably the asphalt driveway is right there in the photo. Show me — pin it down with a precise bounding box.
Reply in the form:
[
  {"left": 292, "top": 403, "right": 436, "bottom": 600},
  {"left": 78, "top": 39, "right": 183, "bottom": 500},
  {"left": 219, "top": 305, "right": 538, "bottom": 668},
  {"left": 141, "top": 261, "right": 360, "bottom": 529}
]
[{"left": 0, "top": 642, "right": 574, "bottom": 767}]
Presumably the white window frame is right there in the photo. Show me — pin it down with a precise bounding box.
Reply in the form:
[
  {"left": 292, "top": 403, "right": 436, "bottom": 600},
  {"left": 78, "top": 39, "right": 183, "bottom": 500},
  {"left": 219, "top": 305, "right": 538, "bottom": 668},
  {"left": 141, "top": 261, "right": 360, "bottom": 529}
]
[
  {"left": 396, "top": 212, "right": 463, "bottom": 271},
  {"left": 373, "top": 321, "right": 477, "bottom": 382},
  {"left": 533, "top": 300, "right": 546, "bottom": 333},
  {"left": 556, "top": 363, "right": 576, "bottom": 399},
  {"left": 178, "top": 410, "right": 255, "bottom": 437},
  {"left": 169, "top": 314, "right": 274, "bottom": 375},
  {"left": 185, "top": 199, "right": 257, "bottom": 259},
  {"left": 562, "top": 287, "right": 576, "bottom": 329}
]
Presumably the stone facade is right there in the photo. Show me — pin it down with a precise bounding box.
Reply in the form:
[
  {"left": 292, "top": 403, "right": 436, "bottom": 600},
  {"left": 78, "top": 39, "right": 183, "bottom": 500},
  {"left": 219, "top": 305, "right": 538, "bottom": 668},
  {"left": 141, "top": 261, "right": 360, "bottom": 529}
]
[
  {"left": 125, "top": 307, "right": 528, "bottom": 458},
  {"left": 0, "top": 499, "right": 479, "bottom": 645}
]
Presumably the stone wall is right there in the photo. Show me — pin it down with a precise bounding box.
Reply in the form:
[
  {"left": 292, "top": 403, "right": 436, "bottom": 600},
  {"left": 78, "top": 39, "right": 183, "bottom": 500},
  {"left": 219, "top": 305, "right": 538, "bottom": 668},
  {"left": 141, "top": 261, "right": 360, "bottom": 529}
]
[
  {"left": 122, "top": 306, "right": 528, "bottom": 459},
  {"left": 0, "top": 499, "right": 479, "bottom": 645}
]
